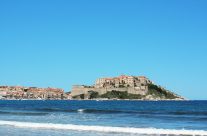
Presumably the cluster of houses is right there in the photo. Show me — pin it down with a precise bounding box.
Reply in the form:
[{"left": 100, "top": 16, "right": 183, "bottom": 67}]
[
  {"left": 0, "top": 86, "right": 71, "bottom": 100},
  {"left": 95, "top": 75, "right": 152, "bottom": 89}
]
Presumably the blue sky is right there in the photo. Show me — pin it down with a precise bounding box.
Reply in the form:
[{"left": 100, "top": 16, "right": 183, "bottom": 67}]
[{"left": 0, "top": 0, "right": 207, "bottom": 99}]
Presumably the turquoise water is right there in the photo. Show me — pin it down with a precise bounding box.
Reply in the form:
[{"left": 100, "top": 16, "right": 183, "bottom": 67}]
[{"left": 0, "top": 100, "right": 206, "bottom": 136}]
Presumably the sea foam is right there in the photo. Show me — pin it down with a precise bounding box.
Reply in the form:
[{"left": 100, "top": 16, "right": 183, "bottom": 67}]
[{"left": 0, "top": 120, "right": 207, "bottom": 135}]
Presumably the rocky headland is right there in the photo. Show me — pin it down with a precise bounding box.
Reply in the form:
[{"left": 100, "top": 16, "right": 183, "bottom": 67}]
[{"left": 71, "top": 75, "right": 185, "bottom": 100}]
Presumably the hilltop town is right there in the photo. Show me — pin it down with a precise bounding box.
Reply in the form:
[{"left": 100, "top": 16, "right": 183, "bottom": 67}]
[
  {"left": 0, "top": 75, "right": 184, "bottom": 100},
  {"left": 71, "top": 75, "right": 184, "bottom": 100}
]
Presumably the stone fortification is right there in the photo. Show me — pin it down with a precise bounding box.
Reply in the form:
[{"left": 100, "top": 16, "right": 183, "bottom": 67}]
[{"left": 71, "top": 75, "right": 152, "bottom": 99}]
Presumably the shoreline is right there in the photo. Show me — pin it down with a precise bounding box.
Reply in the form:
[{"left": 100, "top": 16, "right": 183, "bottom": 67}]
[{"left": 0, "top": 99, "right": 188, "bottom": 101}]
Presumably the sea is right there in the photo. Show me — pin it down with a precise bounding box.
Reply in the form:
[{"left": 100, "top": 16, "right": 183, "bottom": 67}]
[{"left": 0, "top": 100, "right": 206, "bottom": 136}]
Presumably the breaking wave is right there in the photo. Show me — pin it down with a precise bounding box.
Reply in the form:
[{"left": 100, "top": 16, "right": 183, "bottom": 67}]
[
  {"left": 0, "top": 120, "right": 206, "bottom": 135},
  {"left": 31, "top": 108, "right": 207, "bottom": 115}
]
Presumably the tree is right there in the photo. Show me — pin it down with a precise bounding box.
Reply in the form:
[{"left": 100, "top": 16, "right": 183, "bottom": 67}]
[
  {"left": 89, "top": 91, "right": 99, "bottom": 99},
  {"left": 80, "top": 94, "right": 85, "bottom": 99}
]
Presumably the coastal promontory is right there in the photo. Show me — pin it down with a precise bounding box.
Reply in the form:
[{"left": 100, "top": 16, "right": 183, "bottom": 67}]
[{"left": 71, "top": 75, "right": 184, "bottom": 100}]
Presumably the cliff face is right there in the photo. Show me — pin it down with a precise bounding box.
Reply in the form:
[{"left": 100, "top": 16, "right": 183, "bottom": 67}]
[{"left": 0, "top": 86, "right": 66, "bottom": 100}]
